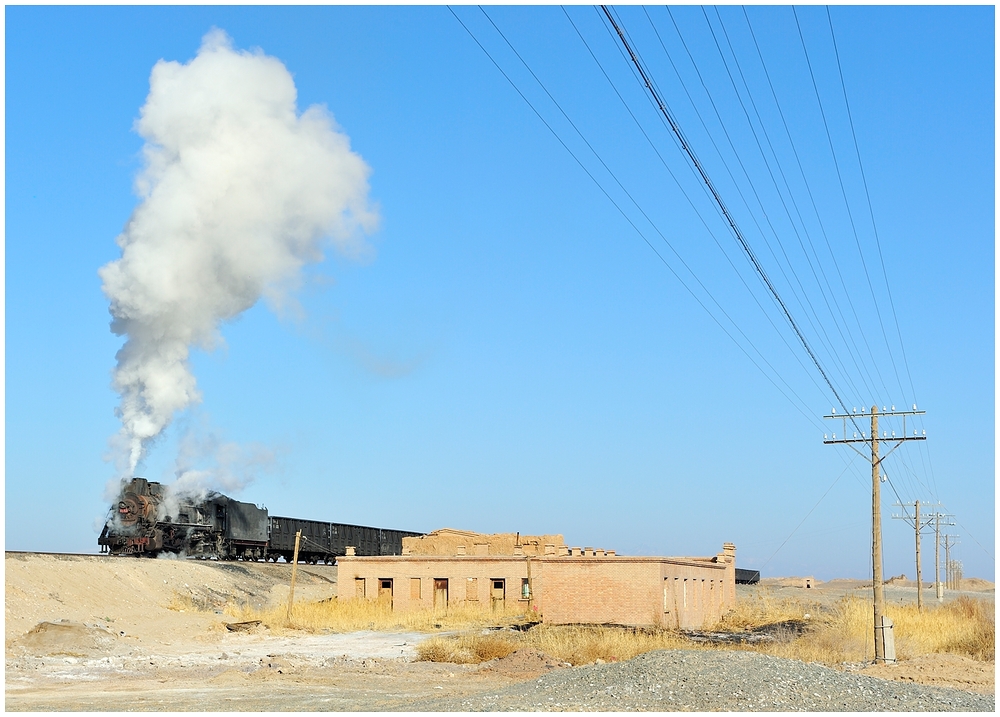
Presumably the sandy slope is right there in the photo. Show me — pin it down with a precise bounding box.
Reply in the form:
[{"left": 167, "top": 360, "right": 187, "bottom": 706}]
[{"left": 5, "top": 552, "right": 339, "bottom": 646}]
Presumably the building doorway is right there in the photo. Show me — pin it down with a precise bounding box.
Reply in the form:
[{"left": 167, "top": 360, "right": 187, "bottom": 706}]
[
  {"left": 491, "top": 579, "right": 505, "bottom": 612},
  {"left": 433, "top": 578, "right": 448, "bottom": 610},
  {"left": 378, "top": 578, "right": 393, "bottom": 607}
]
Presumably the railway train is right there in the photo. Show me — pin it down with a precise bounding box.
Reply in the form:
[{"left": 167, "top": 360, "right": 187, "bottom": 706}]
[{"left": 98, "top": 477, "right": 422, "bottom": 562}]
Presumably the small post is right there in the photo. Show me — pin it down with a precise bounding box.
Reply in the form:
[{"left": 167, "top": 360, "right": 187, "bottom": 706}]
[
  {"left": 287, "top": 530, "right": 302, "bottom": 621},
  {"left": 879, "top": 615, "right": 897, "bottom": 664}
]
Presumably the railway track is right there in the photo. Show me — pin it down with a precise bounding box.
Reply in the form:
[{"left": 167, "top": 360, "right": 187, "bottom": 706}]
[
  {"left": 5, "top": 551, "right": 339, "bottom": 582},
  {"left": 5, "top": 550, "right": 109, "bottom": 558}
]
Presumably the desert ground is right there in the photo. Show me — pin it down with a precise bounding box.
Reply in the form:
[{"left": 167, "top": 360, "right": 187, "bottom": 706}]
[{"left": 5, "top": 552, "right": 994, "bottom": 711}]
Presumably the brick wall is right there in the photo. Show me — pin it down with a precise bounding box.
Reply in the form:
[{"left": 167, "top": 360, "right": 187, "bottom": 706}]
[
  {"left": 337, "top": 556, "right": 532, "bottom": 612},
  {"left": 338, "top": 543, "right": 736, "bottom": 628}
]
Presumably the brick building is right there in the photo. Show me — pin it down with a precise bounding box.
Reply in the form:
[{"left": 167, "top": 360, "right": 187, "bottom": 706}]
[{"left": 336, "top": 528, "right": 736, "bottom": 629}]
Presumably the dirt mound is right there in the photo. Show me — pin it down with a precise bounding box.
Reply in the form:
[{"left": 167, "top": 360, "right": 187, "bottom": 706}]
[
  {"left": 480, "top": 648, "right": 569, "bottom": 678},
  {"left": 960, "top": 578, "right": 995, "bottom": 592},
  {"left": 861, "top": 653, "right": 995, "bottom": 695},
  {"left": 10, "top": 620, "right": 122, "bottom": 657},
  {"left": 4, "top": 553, "right": 339, "bottom": 648}
]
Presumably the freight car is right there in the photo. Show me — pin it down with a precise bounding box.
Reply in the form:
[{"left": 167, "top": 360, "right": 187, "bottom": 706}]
[
  {"left": 267, "top": 516, "right": 419, "bottom": 564},
  {"left": 735, "top": 568, "right": 761, "bottom": 585},
  {"left": 98, "top": 477, "right": 421, "bottom": 561}
]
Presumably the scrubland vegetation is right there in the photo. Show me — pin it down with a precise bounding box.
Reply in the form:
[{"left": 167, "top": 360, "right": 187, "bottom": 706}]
[
  {"left": 219, "top": 589, "right": 994, "bottom": 667},
  {"left": 717, "top": 590, "right": 994, "bottom": 665},
  {"left": 224, "top": 595, "right": 527, "bottom": 633}
]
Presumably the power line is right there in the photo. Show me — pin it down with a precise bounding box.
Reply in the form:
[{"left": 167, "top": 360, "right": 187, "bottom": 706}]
[
  {"left": 758, "top": 455, "right": 857, "bottom": 571},
  {"left": 792, "top": 7, "right": 902, "bottom": 404},
  {"left": 448, "top": 6, "right": 826, "bottom": 429},
  {"left": 570, "top": 7, "right": 835, "bottom": 414},
  {"left": 741, "top": 6, "right": 892, "bottom": 409},
  {"left": 826, "top": 6, "right": 917, "bottom": 406},
  {"left": 647, "top": 6, "right": 873, "bottom": 406},
  {"left": 708, "top": 6, "right": 888, "bottom": 404},
  {"left": 601, "top": 5, "right": 859, "bottom": 430}
]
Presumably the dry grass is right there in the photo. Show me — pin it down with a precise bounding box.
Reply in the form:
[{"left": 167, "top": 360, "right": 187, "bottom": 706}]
[
  {"left": 224, "top": 596, "right": 531, "bottom": 634},
  {"left": 417, "top": 625, "right": 692, "bottom": 666},
  {"left": 165, "top": 591, "right": 206, "bottom": 612},
  {"left": 721, "top": 590, "right": 995, "bottom": 665},
  {"left": 878, "top": 595, "right": 994, "bottom": 662},
  {"left": 712, "top": 587, "right": 819, "bottom": 631},
  {"left": 416, "top": 590, "right": 995, "bottom": 667},
  {"left": 417, "top": 631, "right": 523, "bottom": 664}
]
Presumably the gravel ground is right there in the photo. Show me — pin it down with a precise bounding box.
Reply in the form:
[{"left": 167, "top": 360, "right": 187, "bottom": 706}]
[{"left": 413, "top": 650, "right": 995, "bottom": 712}]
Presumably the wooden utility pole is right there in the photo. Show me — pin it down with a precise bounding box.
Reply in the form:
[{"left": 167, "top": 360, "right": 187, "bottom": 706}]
[
  {"left": 286, "top": 529, "right": 302, "bottom": 621},
  {"left": 931, "top": 512, "right": 953, "bottom": 601},
  {"left": 870, "top": 408, "right": 886, "bottom": 660},
  {"left": 914, "top": 501, "right": 922, "bottom": 609},
  {"left": 824, "top": 404, "right": 925, "bottom": 664},
  {"left": 935, "top": 513, "right": 942, "bottom": 600},
  {"left": 942, "top": 535, "right": 959, "bottom": 590},
  {"left": 892, "top": 500, "right": 937, "bottom": 610}
]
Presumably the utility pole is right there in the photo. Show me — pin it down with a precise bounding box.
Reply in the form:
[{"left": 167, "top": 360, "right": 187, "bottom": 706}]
[
  {"left": 824, "top": 404, "right": 925, "bottom": 663},
  {"left": 892, "top": 501, "right": 936, "bottom": 610},
  {"left": 931, "top": 512, "right": 954, "bottom": 601},
  {"left": 942, "top": 535, "right": 959, "bottom": 590},
  {"left": 287, "top": 529, "right": 302, "bottom": 621}
]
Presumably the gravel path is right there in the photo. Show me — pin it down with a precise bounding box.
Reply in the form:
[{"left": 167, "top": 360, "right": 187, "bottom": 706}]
[{"left": 413, "top": 650, "right": 995, "bottom": 712}]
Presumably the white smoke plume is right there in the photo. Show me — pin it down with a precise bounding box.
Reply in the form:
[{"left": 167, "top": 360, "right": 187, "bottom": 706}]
[
  {"left": 156, "top": 430, "right": 276, "bottom": 522},
  {"left": 100, "top": 29, "right": 378, "bottom": 476}
]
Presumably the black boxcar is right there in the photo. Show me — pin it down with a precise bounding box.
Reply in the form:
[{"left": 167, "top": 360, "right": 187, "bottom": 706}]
[
  {"left": 267, "top": 516, "right": 421, "bottom": 563},
  {"left": 735, "top": 568, "right": 761, "bottom": 585}
]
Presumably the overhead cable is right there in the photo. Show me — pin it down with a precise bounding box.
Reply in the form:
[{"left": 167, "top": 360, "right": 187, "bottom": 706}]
[{"left": 600, "top": 5, "right": 859, "bottom": 431}]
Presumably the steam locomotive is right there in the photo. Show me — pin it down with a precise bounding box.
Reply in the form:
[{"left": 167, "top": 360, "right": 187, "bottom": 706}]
[{"left": 98, "top": 477, "right": 421, "bottom": 562}]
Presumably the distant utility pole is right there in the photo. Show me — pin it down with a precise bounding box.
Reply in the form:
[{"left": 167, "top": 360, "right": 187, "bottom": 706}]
[
  {"left": 942, "top": 535, "right": 959, "bottom": 590},
  {"left": 932, "top": 512, "right": 955, "bottom": 601},
  {"left": 824, "top": 404, "right": 926, "bottom": 664},
  {"left": 892, "top": 500, "right": 936, "bottom": 610}
]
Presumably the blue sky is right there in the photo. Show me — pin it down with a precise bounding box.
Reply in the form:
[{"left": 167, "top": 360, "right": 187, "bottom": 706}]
[{"left": 5, "top": 5, "right": 994, "bottom": 580}]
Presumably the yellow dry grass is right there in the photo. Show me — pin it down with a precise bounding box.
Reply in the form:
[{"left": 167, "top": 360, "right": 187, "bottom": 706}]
[
  {"left": 416, "top": 590, "right": 994, "bottom": 667},
  {"left": 215, "top": 584, "right": 993, "bottom": 668},
  {"left": 224, "top": 596, "right": 530, "bottom": 634},
  {"left": 417, "top": 625, "right": 693, "bottom": 666},
  {"left": 166, "top": 591, "right": 209, "bottom": 612},
  {"left": 712, "top": 587, "right": 820, "bottom": 631},
  {"left": 719, "top": 590, "right": 995, "bottom": 665}
]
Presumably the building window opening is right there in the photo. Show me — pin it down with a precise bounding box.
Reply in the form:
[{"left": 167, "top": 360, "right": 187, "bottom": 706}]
[
  {"left": 466, "top": 577, "right": 479, "bottom": 601},
  {"left": 355, "top": 578, "right": 366, "bottom": 598},
  {"left": 521, "top": 578, "right": 531, "bottom": 599},
  {"left": 410, "top": 577, "right": 421, "bottom": 600}
]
